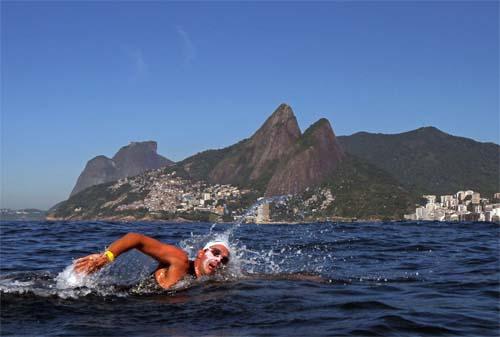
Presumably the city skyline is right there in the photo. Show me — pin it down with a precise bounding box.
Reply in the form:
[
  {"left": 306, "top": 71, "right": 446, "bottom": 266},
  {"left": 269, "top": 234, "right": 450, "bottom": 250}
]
[{"left": 2, "top": 1, "right": 499, "bottom": 209}]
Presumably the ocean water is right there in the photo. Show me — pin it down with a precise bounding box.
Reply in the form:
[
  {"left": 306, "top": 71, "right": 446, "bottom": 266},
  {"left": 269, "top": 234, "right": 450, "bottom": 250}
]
[{"left": 1, "top": 220, "right": 498, "bottom": 336}]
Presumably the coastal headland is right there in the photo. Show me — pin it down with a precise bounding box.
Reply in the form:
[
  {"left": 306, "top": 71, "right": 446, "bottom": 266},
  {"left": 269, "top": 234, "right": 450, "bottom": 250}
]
[{"left": 45, "top": 104, "right": 500, "bottom": 223}]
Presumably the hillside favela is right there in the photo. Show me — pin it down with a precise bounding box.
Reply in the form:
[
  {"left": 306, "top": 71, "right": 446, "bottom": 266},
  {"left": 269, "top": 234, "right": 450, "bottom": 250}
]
[{"left": 38, "top": 104, "right": 499, "bottom": 224}]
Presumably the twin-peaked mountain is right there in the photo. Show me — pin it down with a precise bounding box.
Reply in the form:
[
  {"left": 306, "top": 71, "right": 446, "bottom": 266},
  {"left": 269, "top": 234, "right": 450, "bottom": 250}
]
[
  {"left": 178, "top": 104, "right": 345, "bottom": 195},
  {"left": 70, "top": 141, "right": 173, "bottom": 196}
]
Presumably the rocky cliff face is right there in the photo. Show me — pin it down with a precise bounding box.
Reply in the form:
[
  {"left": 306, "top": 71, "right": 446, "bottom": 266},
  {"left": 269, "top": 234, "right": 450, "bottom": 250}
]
[
  {"left": 265, "top": 118, "right": 344, "bottom": 196},
  {"left": 246, "top": 103, "right": 302, "bottom": 180},
  {"left": 70, "top": 156, "right": 119, "bottom": 197},
  {"left": 70, "top": 141, "right": 173, "bottom": 196},
  {"left": 112, "top": 141, "right": 171, "bottom": 177},
  {"left": 182, "top": 103, "right": 345, "bottom": 195},
  {"left": 208, "top": 104, "right": 302, "bottom": 188}
]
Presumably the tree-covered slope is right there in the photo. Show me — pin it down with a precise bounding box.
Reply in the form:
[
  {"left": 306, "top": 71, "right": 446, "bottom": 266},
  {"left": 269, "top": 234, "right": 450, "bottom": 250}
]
[
  {"left": 321, "top": 155, "right": 416, "bottom": 219},
  {"left": 338, "top": 127, "right": 500, "bottom": 197}
]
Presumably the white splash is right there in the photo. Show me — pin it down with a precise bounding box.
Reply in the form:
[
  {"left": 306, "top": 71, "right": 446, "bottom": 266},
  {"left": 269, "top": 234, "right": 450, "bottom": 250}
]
[{"left": 55, "top": 264, "right": 92, "bottom": 289}]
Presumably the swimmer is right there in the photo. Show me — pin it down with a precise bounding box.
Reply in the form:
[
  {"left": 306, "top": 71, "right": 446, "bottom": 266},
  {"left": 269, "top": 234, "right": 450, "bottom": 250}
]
[{"left": 73, "top": 232, "right": 230, "bottom": 290}]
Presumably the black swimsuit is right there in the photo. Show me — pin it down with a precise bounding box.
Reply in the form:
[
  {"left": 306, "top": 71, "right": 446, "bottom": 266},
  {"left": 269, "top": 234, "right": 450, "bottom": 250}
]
[
  {"left": 129, "top": 260, "right": 197, "bottom": 294},
  {"left": 129, "top": 273, "right": 165, "bottom": 294}
]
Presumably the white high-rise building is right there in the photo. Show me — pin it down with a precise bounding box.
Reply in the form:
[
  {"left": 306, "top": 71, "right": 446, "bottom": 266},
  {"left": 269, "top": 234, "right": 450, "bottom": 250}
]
[
  {"left": 416, "top": 207, "right": 426, "bottom": 220},
  {"left": 426, "top": 202, "right": 436, "bottom": 211},
  {"left": 256, "top": 203, "right": 270, "bottom": 223},
  {"left": 434, "top": 209, "right": 446, "bottom": 221},
  {"left": 424, "top": 195, "right": 436, "bottom": 204},
  {"left": 440, "top": 195, "right": 454, "bottom": 207}
]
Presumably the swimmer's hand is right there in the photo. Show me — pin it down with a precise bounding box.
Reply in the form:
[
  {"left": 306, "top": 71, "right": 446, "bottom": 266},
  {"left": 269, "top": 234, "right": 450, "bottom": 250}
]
[{"left": 73, "top": 253, "right": 109, "bottom": 275}]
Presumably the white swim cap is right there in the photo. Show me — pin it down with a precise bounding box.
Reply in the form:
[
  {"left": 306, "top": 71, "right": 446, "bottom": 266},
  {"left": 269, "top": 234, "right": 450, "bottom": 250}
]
[{"left": 203, "top": 240, "right": 230, "bottom": 252}]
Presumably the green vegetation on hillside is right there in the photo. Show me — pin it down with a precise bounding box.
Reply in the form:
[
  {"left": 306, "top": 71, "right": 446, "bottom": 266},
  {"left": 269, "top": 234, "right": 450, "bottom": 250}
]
[
  {"left": 338, "top": 128, "right": 500, "bottom": 197},
  {"left": 267, "top": 155, "right": 417, "bottom": 221},
  {"left": 321, "top": 155, "right": 416, "bottom": 219}
]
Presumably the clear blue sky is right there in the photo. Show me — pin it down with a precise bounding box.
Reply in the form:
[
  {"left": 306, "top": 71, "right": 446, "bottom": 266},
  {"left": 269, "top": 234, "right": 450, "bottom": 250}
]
[{"left": 1, "top": 1, "right": 498, "bottom": 210}]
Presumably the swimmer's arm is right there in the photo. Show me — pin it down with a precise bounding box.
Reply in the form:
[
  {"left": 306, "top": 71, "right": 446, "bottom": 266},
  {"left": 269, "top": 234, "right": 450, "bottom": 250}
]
[{"left": 74, "top": 232, "right": 188, "bottom": 274}]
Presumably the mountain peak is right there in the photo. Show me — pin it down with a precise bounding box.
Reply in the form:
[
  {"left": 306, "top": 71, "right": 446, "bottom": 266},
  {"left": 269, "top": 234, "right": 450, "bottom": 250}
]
[
  {"left": 113, "top": 141, "right": 158, "bottom": 159},
  {"left": 258, "top": 103, "right": 298, "bottom": 131},
  {"left": 302, "top": 118, "right": 331, "bottom": 136},
  {"left": 90, "top": 155, "right": 113, "bottom": 162},
  {"left": 248, "top": 104, "right": 302, "bottom": 166},
  {"left": 70, "top": 141, "right": 173, "bottom": 196},
  {"left": 265, "top": 117, "right": 345, "bottom": 196},
  {"left": 273, "top": 103, "right": 293, "bottom": 116},
  {"left": 208, "top": 104, "right": 302, "bottom": 185},
  {"left": 247, "top": 104, "right": 302, "bottom": 149},
  {"left": 397, "top": 126, "right": 454, "bottom": 142},
  {"left": 414, "top": 126, "right": 443, "bottom": 133},
  {"left": 207, "top": 105, "right": 345, "bottom": 196}
]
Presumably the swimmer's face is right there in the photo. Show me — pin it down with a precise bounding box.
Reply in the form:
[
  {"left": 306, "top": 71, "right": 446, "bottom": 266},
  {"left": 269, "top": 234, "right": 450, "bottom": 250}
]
[{"left": 196, "top": 244, "right": 230, "bottom": 275}]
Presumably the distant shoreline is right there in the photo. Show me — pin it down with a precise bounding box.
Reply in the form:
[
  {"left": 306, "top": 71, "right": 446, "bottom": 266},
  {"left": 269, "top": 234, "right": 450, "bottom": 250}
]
[
  {"left": 1, "top": 217, "right": 498, "bottom": 225},
  {"left": 44, "top": 214, "right": 362, "bottom": 224},
  {"left": 0, "top": 215, "right": 482, "bottom": 225}
]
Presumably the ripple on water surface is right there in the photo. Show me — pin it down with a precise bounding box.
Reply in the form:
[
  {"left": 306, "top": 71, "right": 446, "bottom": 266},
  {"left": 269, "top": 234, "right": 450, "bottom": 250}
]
[{"left": 0, "top": 220, "right": 499, "bottom": 336}]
